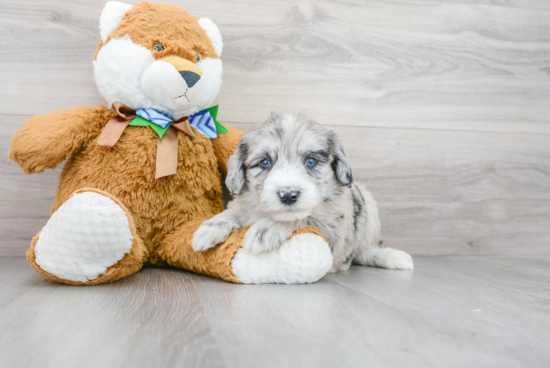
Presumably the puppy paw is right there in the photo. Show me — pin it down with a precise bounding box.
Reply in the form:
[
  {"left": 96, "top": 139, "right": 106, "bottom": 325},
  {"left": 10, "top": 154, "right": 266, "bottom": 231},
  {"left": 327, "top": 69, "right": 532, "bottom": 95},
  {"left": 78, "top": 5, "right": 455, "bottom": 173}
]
[
  {"left": 242, "top": 217, "right": 293, "bottom": 254},
  {"left": 192, "top": 218, "right": 239, "bottom": 252}
]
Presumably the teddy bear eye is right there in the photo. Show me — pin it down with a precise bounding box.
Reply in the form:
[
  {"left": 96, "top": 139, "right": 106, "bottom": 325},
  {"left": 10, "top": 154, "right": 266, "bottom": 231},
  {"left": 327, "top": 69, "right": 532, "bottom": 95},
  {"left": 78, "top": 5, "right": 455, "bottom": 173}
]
[
  {"left": 195, "top": 52, "right": 201, "bottom": 63},
  {"left": 153, "top": 44, "right": 165, "bottom": 52}
]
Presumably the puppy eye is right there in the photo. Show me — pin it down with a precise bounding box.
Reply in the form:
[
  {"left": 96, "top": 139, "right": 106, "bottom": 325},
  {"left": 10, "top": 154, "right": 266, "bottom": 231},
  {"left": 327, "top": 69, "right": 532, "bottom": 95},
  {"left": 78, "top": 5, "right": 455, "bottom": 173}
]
[
  {"left": 195, "top": 52, "right": 201, "bottom": 63},
  {"left": 305, "top": 157, "right": 317, "bottom": 168},
  {"left": 260, "top": 159, "right": 271, "bottom": 169},
  {"left": 153, "top": 44, "right": 165, "bottom": 52}
]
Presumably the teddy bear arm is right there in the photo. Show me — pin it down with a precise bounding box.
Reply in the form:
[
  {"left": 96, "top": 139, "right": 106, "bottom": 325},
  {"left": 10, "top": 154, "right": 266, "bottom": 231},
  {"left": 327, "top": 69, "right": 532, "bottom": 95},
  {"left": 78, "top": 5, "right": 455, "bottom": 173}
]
[
  {"left": 8, "top": 106, "right": 107, "bottom": 174},
  {"left": 159, "top": 219, "right": 333, "bottom": 284},
  {"left": 210, "top": 126, "right": 245, "bottom": 176}
]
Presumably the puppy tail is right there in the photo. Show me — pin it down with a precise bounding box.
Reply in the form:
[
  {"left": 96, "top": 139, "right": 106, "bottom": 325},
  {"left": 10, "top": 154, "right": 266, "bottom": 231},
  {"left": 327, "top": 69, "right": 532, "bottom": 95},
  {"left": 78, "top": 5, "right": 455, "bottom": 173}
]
[{"left": 354, "top": 248, "right": 414, "bottom": 270}]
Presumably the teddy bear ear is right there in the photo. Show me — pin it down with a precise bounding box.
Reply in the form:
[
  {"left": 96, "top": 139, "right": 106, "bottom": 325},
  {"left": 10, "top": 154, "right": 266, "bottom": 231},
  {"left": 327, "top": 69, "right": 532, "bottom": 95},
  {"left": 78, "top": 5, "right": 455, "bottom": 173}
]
[
  {"left": 198, "top": 18, "right": 223, "bottom": 57},
  {"left": 99, "top": 1, "right": 133, "bottom": 42}
]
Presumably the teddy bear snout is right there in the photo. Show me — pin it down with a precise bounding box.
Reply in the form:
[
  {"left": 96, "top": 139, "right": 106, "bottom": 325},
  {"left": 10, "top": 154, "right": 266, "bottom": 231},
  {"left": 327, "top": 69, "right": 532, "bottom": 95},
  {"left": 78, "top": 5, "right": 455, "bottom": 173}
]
[{"left": 158, "top": 55, "right": 203, "bottom": 89}]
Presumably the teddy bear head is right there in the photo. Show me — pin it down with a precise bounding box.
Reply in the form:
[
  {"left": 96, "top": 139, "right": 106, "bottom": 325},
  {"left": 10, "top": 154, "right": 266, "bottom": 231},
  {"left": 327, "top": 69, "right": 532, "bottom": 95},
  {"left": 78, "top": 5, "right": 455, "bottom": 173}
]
[{"left": 93, "top": 1, "right": 223, "bottom": 120}]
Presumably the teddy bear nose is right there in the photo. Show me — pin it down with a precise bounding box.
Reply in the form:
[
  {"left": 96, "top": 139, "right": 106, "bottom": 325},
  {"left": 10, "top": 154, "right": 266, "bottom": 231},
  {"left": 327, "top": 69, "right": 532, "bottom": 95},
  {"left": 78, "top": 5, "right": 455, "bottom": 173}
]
[{"left": 179, "top": 70, "right": 201, "bottom": 88}]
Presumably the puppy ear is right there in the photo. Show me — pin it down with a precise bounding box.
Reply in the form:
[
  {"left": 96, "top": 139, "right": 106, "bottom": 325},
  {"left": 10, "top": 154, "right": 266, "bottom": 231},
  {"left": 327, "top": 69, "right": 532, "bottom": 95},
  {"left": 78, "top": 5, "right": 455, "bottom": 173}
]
[
  {"left": 225, "top": 141, "right": 248, "bottom": 195},
  {"left": 328, "top": 131, "right": 353, "bottom": 186}
]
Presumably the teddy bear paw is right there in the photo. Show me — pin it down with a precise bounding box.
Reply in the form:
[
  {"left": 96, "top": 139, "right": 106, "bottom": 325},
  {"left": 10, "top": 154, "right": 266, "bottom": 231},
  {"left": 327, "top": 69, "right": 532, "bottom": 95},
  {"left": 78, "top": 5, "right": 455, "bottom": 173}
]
[
  {"left": 231, "top": 232, "right": 333, "bottom": 284},
  {"left": 33, "top": 191, "right": 135, "bottom": 282}
]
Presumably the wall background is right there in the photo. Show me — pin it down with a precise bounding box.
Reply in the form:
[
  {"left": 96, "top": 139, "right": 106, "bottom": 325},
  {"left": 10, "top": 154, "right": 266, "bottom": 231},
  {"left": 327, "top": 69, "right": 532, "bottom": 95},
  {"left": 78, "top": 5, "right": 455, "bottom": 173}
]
[{"left": 1, "top": 0, "right": 549, "bottom": 256}]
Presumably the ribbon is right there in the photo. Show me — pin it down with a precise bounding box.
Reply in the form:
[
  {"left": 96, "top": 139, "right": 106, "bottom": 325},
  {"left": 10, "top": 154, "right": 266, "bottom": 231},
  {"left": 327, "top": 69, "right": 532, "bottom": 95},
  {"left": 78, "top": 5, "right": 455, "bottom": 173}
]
[{"left": 97, "top": 102, "right": 196, "bottom": 179}]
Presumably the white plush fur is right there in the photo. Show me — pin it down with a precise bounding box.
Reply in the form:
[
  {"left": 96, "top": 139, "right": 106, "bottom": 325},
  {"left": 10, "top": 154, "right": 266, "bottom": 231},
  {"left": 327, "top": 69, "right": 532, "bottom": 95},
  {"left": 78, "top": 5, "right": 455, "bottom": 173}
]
[
  {"left": 198, "top": 18, "right": 223, "bottom": 57},
  {"left": 94, "top": 35, "right": 157, "bottom": 110},
  {"left": 232, "top": 233, "right": 333, "bottom": 284},
  {"left": 99, "top": 1, "right": 132, "bottom": 42},
  {"left": 34, "top": 192, "right": 134, "bottom": 282},
  {"left": 141, "top": 60, "right": 198, "bottom": 111},
  {"left": 94, "top": 8, "right": 223, "bottom": 120}
]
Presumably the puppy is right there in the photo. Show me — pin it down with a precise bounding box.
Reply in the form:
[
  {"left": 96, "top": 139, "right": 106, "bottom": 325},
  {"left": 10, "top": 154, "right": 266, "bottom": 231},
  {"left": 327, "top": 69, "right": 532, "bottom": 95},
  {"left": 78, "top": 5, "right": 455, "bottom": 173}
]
[{"left": 192, "top": 112, "right": 413, "bottom": 272}]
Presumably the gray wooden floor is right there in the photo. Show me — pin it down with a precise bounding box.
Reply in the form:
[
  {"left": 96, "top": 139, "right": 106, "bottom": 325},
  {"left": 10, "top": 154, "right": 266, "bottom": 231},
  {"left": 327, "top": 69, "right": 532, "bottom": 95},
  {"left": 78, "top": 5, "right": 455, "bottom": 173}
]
[{"left": 0, "top": 256, "right": 548, "bottom": 368}]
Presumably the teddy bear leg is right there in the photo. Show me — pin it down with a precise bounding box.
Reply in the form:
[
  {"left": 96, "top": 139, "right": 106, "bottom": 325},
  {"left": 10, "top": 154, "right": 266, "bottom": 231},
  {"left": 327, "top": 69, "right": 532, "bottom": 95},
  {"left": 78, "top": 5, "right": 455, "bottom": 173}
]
[
  {"left": 159, "top": 219, "right": 333, "bottom": 284},
  {"left": 27, "top": 188, "right": 147, "bottom": 285}
]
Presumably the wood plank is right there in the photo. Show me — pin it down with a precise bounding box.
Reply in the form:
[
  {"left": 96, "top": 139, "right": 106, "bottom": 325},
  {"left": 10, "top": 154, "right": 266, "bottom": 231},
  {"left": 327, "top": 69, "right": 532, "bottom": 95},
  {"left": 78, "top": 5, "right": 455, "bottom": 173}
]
[
  {"left": 2, "top": 0, "right": 549, "bottom": 256},
  {"left": 0, "top": 0, "right": 548, "bottom": 133},
  {"left": 0, "top": 218, "right": 47, "bottom": 256},
  {"left": 329, "top": 256, "right": 550, "bottom": 368},
  {"left": 0, "top": 260, "right": 225, "bottom": 368},
  {"left": 190, "top": 257, "right": 550, "bottom": 368},
  {"left": 444, "top": 1, "right": 550, "bottom": 10},
  {"left": 2, "top": 117, "right": 550, "bottom": 256},
  {"left": 0, "top": 256, "right": 45, "bottom": 310},
  {"left": 3, "top": 256, "right": 544, "bottom": 368}
]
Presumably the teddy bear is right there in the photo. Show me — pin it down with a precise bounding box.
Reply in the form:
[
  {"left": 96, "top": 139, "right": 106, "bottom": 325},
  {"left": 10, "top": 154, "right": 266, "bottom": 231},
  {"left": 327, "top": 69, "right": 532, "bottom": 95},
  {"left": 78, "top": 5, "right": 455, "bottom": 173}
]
[{"left": 8, "top": 1, "right": 333, "bottom": 285}]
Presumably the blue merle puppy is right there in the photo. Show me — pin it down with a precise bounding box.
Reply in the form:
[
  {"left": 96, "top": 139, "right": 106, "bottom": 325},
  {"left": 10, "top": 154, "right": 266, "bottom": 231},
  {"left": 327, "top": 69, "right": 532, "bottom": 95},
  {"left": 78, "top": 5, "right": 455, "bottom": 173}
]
[{"left": 192, "top": 112, "right": 413, "bottom": 272}]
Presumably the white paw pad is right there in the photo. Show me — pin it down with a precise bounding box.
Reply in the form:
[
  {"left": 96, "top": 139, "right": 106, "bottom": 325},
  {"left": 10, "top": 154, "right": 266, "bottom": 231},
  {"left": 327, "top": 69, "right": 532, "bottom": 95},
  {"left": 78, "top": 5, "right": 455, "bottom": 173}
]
[
  {"left": 232, "top": 233, "right": 333, "bottom": 284},
  {"left": 35, "top": 191, "right": 134, "bottom": 282}
]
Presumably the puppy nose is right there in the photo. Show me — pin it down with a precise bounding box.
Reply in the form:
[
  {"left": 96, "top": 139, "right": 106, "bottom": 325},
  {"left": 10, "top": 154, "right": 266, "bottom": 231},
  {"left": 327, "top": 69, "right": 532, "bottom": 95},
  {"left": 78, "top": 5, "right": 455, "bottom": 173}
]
[
  {"left": 179, "top": 70, "right": 201, "bottom": 88},
  {"left": 278, "top": 189, "right": 300, "bottom": 205}
]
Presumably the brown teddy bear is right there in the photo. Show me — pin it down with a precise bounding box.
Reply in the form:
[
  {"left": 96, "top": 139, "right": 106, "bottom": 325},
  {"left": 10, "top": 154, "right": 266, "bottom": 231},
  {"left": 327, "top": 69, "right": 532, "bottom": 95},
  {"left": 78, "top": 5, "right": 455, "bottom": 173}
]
[{"left": 8, "top": 1, "right": 332, "bottom": 285}]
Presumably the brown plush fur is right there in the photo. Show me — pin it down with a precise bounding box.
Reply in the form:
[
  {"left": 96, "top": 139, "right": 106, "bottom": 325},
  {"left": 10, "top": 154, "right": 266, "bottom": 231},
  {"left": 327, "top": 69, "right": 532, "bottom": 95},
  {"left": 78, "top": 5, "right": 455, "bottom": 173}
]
[
  {"left": 8, "top": 106, "right": 110, "bottom": 174},
  {"left": 9, "top": 2, "right": 325, "bottom": 285}
]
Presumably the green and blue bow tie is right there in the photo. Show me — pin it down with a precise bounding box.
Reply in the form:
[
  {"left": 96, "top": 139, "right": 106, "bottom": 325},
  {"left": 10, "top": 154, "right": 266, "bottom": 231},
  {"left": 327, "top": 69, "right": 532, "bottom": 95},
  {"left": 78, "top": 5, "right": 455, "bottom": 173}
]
[{"left": 129, "top": 105, "right": 228, "bottom": 139}]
